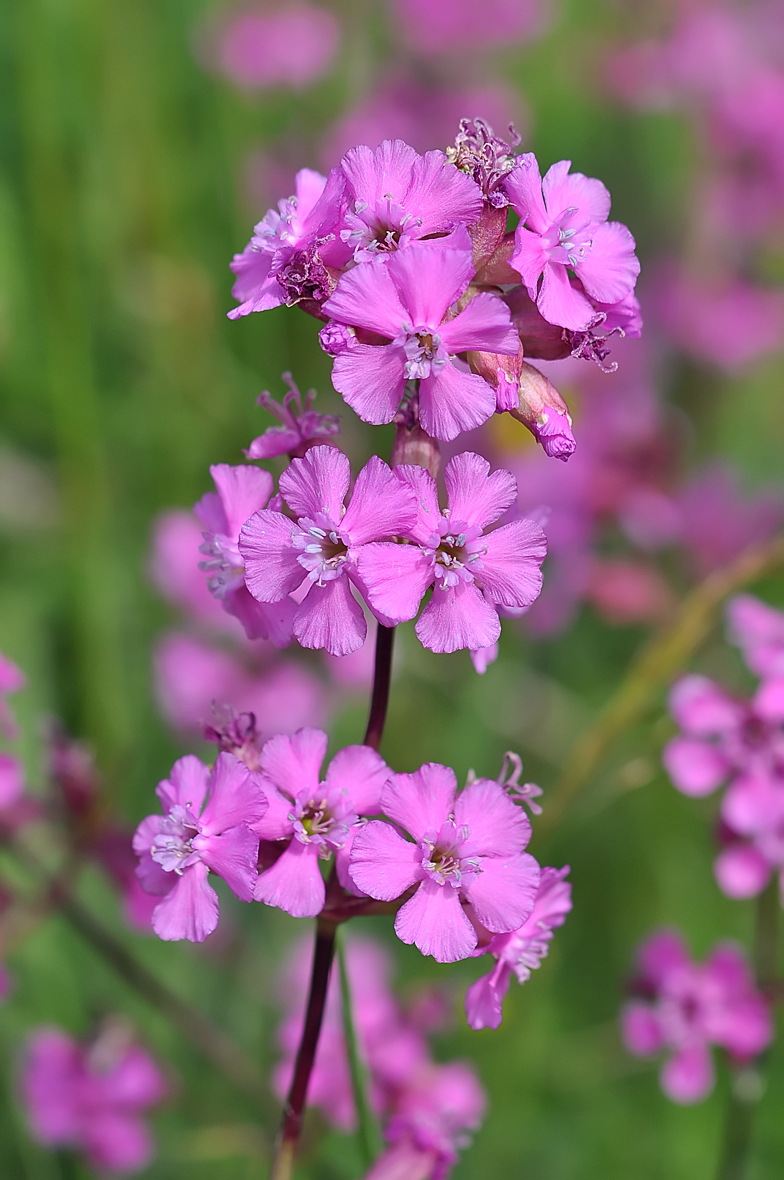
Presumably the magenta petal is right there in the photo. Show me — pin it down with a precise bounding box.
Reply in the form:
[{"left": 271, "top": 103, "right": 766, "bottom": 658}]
[
  {"left": 418, "top": 363, "right": 496, "bottom": 442},
  {"left": 240, "top": 510, "right": 303, "bottom": 601},
  {"left": 714, "top": 844, "right": 771, "bottom": 899},
  {"left": 341, "top": 456, "right": 416, "bottom": 545},
  {"left": 444, "top": 452, "right": 517, "bottom": 532},
  {"left": 416, "top": 581, "right": 501, "bottom": 654},
  {"left": 478, "top": 519, "right": 547, "bottom": 608},
  {"left": 134, "top": 852, "right": 171, "bottom": 897},
  {"left": 0, "top": 753, "right": 23, "bottom": 808},
  {"left": 455, "top": 778, "right": 531, "bottom": 858},
  {"left": 156, "top": 754, "right": 210, "bottom": 813},
  {"left": 254, "top": 840, "right": 326, "bottom": 917},
  {"left": 200, "top": 752, "right": 268, "bottom": 834},
  {"left": 252, "top": 784, "right": 296, "bottom": 840},
  {"left": 662, "top": 737, "right": 728, "bottom": 797},
  {"left": 223, "top": 583, "right": 295, "bottom": 647},
  {"left": 537, "top": 262, "right": 595, "bottom": 331},
  {"left": 387, "top": 234, "right": 474, "bottom": 327},
  {"left": 542, "top": 161, "right": 611, "bottom": 224},
  {"left": 461, "top": 852, "right": 540, "bottom": 933},
  {"left": 709, "top": 994, "right": 772, "bottom": 1058},
  {"left": 668, "top": 675, "right": 741, "bottom": 735},
  {"left": 152, "top": 862, "right": 219, "bottom": 943},
  {"left": 575, "top": 221, "right": 640, "bottom": 305},
  {"left": 348, "top": 820, "right": 421, "bottom": 901},
  {"left": 638, "top": 930, "right": 690, "bottom": 986},
  {"left": 198, "top": 825, "right": 259, "bottom": 902},
  {"left": 381, "top": 763, "right": 458, "bottom": 842},
  {"left": 661, "top": 1043, "right": 714, "bottom": 1104},
  {"left": 324, "top": 745, "right": 390, "bottom": 815},
  {"left": 510, "top": 225, "right": 548, "bottom": 294},
  {"left": 621, "top": 1002, "right": 664, "bottom": 1056},
  {"left": 294, "top": 576, "right": 367, "bottom": 655},
  {"left": 465, "top": 966, "right": 510, "bottom": 1031},
  {"left": 358, "top": 542, "right": 434, "bottom": 623},
  {"left": 395, "top": 879, "right": 477, "bottom": 963},
  {"left": 341, "top": 139, "right": 418, "bottom": 208},
  {"left": 503, "top": 154, "right": 549, "bottom": 233},
  {"left": 260, "top": 728, "right": 327, "bottom": 798},
  {"left": 440, "top": 292, "right": 519, "bottom": 357},
  {"left": 208, "top": 464, "right": 274, "bottom": 540},
  {"left": 82, "top": 1114, "right": 153, "bottom": 1173},
  {"left": 323, "top": 256, "right": 409, "bottom": 338},
  {"left": 394, "top": 465, "right": 440, "bottom": 543},
  {"left": 280, "top": 446, "right": 350, "bottom": 523},
  {"left": 331, "top": 343, "right": 406, "bottom": 425}
]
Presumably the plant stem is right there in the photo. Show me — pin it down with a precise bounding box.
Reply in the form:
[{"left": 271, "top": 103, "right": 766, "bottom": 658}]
[
  {"left": 337, "top": 928, "right": 383, "bottom": 1167},
  {"left": 270, "top": 918, "right": 338, "bottom": 1180},
  {"left": 542, "top": 533, "right": 784, "bottom": 834},
  {"left": 715, "top": 879, "right": 778, "bottom": 1180},
  {"left": 364, "top": 625, "right": 396, "bottom": 751}
]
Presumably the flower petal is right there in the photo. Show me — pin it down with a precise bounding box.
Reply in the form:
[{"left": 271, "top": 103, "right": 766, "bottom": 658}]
[
  {"left": 444, "top": 452, "right": 517, "bottom": 532},
  {"left": 662, "top": 737, "right": 728, "bottom": 797},
  {"left": 325, "top": 745, "right": 390, "bottom": 815},
  {"left": 198, "top": 824, "right": 260, "bottom": 902},
  {"left": 440, "top": 292, "right": 519, "bottom": 357},
  {"left": 661, "top": 1043, "right": 714, "bottom": 1104},
  {"left": 240, "top": 511, "right": 304, "bottom": 602},
  {"left": 254, "top": 840, "right": 326, "bottom": 918},
  {"left": 156, "top": 754, "right": 210, "bottom": 813},
  {"left": 323, "top": 255, "right": 409, "bottom": 338},
  {"left": 510, "top": 225, "right": 548, "bottom": 294},
  {"left": 461, "top": 852, "right": 540, "bottom": 934},
  {"left": 542, "top": 161, "right": 610, "bottom": 225},
  {"left": 208, "top": 464, "right": 274, "bottom": 541},
  {"left": 416, "top": 581, "right": 501, "bottom": 653},
  {"left": 349, "top": 820, "right": 422, "bottom": 901},
  {"left": 503, "top": 154, "right": 548, "bottom": 233},
  {"left": 341, "top": 455, "right": 417, "bottom": 545},
  {"left": 387, "top": 233, "right": 474, "bottom": 328},
  {"left": 714, "top": 844, "right": 770, "bottom": 899},
  {"left": 418, "top": 363, "right": 496, "bottom": 442},
  {"left": 260, "top": 728, "right": 328, "bottom": 798},
  {"left": 294, "top": 576, "right": 368, "bottom": 656},
  {"left": 357, "top": 542, "right": 434, "bottom": 623},
  {"left": 455, "top": 777, "right": 532, "bottom": 858},
  {"left": 331, "top": 343, "right": 406, "bottom": 425},
  {"left": 575, "top": 221, "right": 640, "bottom": 305},
  {"left": 394, "top": 465, "right": 440, "bottom": 544},
  {"left": 621, "top": 1002, "right": 664, "bottom": 1056},
  {"left": 223, "top": 583, "right": 295, "bottom": 648},
  {"left": 381, "top": 763, "right": 458, "bottom": 843},
  {"left": 476, "top": 518, "right": 547, "bottom": 608},
  {"left": 200, "top": 752, "right": 269, "bottom": 835},
  {"left": 395, "top": 879, "right": 477, "bottom": 962},
  {"left": 465, "top": 965, "right": 510, "bottom": 1031},
  {"left": 152, "top": 862, "right": 219, "bottom": 943},
  {"left": 537, "top": 261, "right": 595, "bottom": 331},
  {"left": 410, "top": 150, "right": 483, "bottom": 234},
  {"left": 280, "top": 445, "right": 350, "bottom": 523}
]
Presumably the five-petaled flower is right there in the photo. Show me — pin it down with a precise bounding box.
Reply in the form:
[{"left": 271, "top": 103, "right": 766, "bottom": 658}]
[
  {"left": 133, "top": 752, "right": 268, "bottom": 942},
  {"left": 349, "top": 763, "right": 541, "bottom": 963}
]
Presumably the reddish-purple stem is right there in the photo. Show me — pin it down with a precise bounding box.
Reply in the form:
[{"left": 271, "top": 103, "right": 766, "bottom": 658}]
[{"left": 364, "top": 623, "right": 395, "bottom": 752}]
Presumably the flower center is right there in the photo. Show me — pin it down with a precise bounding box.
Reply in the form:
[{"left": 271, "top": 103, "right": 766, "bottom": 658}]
[
  {"left": 151, "top": 804, "right": 201, "bottom": 874},
  {"left": 401, "top": 324, "right": 448, "bottom": 380},
  {"left": 432, "top": 525, "right": 485, "bottom": 590},
  {"left": 294, "top": 524, "right": 348, "bottom": 585},
  {"left": 420, "top": 820, "right": 479, "bottom": 888},
  {"left": 290, "top": 791, "right": 352, "bottom": 854}
]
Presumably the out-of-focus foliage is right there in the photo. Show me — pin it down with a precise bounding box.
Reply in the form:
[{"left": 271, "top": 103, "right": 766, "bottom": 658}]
[{"left": 0, "top": 0, "right": 782, "bottom": 1176}]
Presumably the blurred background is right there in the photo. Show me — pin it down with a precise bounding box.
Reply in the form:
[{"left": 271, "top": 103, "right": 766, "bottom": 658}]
[{"left": 1, "top": 0, "right": 783, "bottom": 1175}]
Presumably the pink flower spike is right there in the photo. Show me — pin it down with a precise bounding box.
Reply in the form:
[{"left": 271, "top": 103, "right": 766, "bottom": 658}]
[
  {"left": 239, "top": 447, "right": 417, "bottom": 656},
  {"left": 359, "top": 453, "right": 546, "bottom": 654},
  {"left": 322, "top": 230, "right": 518, "bottom": 440},
  {"left": 253, "top": 728, "right": 391, "bottom": 917},
  {"left": 505, "top": 154, "right": 640, "bottom": 331},
  {"left": 350, "top": 763, "right": 540, "bottom": 963},
  {"left": 133, "top": 753, "right": 268, "bottom": 942},
  {"left": 246, "top": 373, "right": 340, "bottom": 460}
]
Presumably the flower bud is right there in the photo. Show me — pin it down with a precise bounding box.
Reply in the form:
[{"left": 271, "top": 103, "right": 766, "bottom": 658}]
[
  {"left": 390, "top": 420, "right": 441, "bottom": 477},
  {"left": 466, "top": 342, "right": 524, "bottom": 412},
  {"left": 504, "top": 286, "right": 572, "bottom": 360},
  {"left": 509, "top": 362, "right": 576, "bottom": 461}
]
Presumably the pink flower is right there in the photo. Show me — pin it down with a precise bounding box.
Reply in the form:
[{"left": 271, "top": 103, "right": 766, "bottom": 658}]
[
  {"left": 621, "top": 930, "right": 772, "bottom": 1103},
  {"left": 195, "top": 462, "right": 295, "bottom": 645},
  {"left": 245, "top": 373, "right": 339, "bottom": 460},
  {"left": 676, "top": 465, "right": 784, "bottom": 578},
  {"left": 152, "top": 632, "right": 325, "bottom": 735},
  {"left": 0, "top": 752, "right": 24, "bottom": 809},
  {"left": 239, "top": 446, "right": 417, "bottom": 655},
  {"left": 21, "top": 1024, "right": 166, "bottom": 1174},
  {"left": 213, "top": 4, "right": 340, "bottom": 90},
  {"left": 394, "top": 0, "right": 547, "bottom": 54},
  {"left": 358, "top": 453, "right": 546, "bottom": 654},
  {"left": 334, "top": 139, "right": 482, "bottom": 264},
  {"left": 465, "top": 865, "right": 571, "bottom": 1030},
  {"left": 321, "top": 230, "right": 519, "bottom": 440},
  {"left": 727, "top": 594, "right": 784, "bottom": 680},
  {"left": 505, "top": 155, "right": 640, "bottom": 331},
  {"left": 149, "top": 510, "right": 234, "bottom": 630},
  {"left": 0, "top": 651, "right": 25, "bottom": 739},
  {"left": 253, "top": 727, "right": 391, "bottom": 917},
  {"left": 349, "top": 763, "right": 540, "bottom": 963},
  {"left": 133, "top": 752, "right": 268, "bottom": 942},
  {"left": 229, "top": 165, "right": 344, "bottom": 317}
]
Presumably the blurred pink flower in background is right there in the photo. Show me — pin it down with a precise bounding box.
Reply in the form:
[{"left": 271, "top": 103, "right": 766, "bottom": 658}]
[
  {"left": 208, "top": 3, "right": 341, "bottom": 90},
  {"left": 621, "top": 930, "right": 772, "bottom": 1103},
  {"left": 393, "top": 0, "right": 550, "bottom": 55},
  {"left": 676, "top": 466, "right": 784, "bottom": 577},
  {"left": 0, "top": 651, "right": 26, "bottom": 739},
  {"left": 21, "top": 1024, "right": 166, "bottom": 1174}
]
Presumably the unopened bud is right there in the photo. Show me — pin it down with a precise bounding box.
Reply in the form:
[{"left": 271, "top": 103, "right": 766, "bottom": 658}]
[
  {"left": 509, "top": 362, "right": 576, "bottom": 461},
  {"left": 467, "top": 342, "right": 524, "bottom": 412},
  {"left": 390, "top": 420, "right": 440, "bottom": 477},
  {"left": 504, "top": 286, "right": 572, "bottom": 360}
]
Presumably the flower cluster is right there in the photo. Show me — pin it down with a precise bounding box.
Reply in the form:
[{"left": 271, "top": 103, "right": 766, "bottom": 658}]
[
  {"left": 21, "top": 1022, "right": 166, "bottom": 1174},
  {"left": 662, "top": 595, "right": 784, "bottom": 900},
  {"left": 230, "top": 124, "right": 641, "bottom": 448},
  {"left": 621, "top": 930, "right": 772, "bottom": 1104},
  {"left": 275, "top": 935, "right": 485, "bottom": 1180}
]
